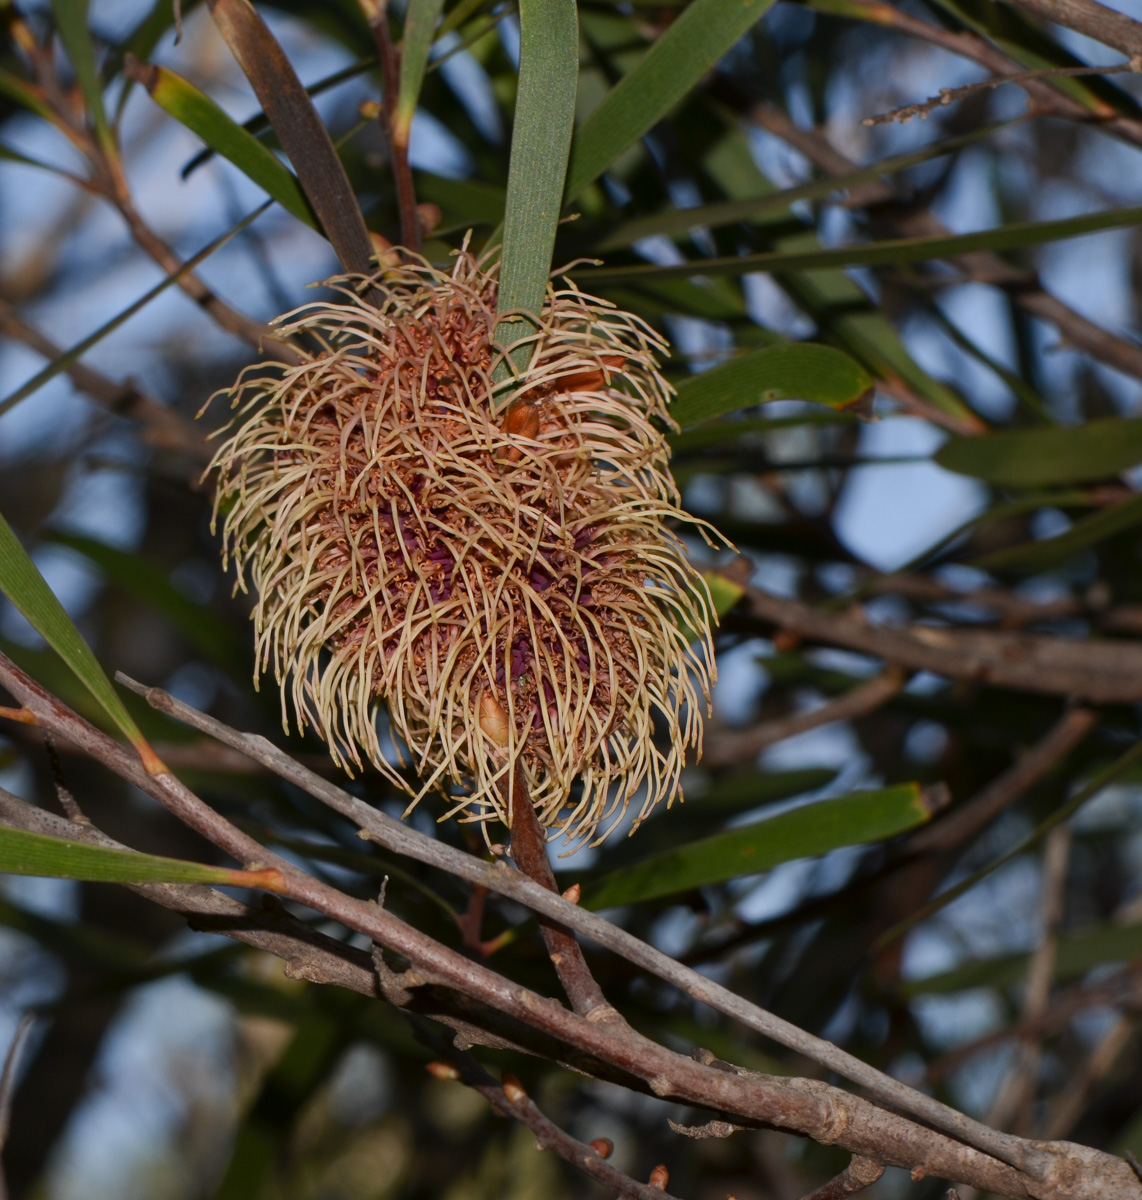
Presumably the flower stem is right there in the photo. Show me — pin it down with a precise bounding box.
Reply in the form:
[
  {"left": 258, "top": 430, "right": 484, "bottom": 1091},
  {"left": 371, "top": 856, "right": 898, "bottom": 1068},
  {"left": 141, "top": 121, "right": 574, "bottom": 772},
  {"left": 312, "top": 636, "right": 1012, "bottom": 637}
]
[{"left": 503, "top": 767, "right": 618, "bottom": 1021}]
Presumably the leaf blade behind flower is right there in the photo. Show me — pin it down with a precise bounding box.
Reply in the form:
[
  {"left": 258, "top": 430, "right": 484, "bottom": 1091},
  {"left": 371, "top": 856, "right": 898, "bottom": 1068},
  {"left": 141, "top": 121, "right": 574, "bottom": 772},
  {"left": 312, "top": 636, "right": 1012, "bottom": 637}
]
[
  {"left": 584, "top": 783, "right": 933, "bottom": 908},
  {"left": 495, "top": 0, "right": 579, "bottom": 374},
  {"left": 669, "top": 343, "right": 875, "bottom": 429}
]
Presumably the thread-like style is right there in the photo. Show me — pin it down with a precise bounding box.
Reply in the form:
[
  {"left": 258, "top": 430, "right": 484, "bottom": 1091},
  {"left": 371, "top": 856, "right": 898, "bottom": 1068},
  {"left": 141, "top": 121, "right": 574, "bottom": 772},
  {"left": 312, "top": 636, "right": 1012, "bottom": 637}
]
[{"left": 208, "top": 251, "right": 718, "bottom": 847}]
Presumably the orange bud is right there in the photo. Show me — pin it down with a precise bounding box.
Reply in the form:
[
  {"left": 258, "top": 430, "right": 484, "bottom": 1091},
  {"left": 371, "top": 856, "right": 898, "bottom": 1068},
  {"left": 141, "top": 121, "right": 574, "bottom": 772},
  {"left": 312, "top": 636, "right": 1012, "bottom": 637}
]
[
  {"left": 561, "top": 882, "right": 581, "bottom": 904},
  {"left": 559, "top": 355, "right": 626, "bottom": 393},
  {"left": 425, "top": 1061, "right": 460, "bottom": 1080},
  {"left": 649, "top": 1164, "right": 670, "bottom": 1189},
  {"left": 501, "top": 1072, "right": 527, "bottom": 1103},
  {"left": 499, "top": 398, "right": 541, "bottom": 463},
  {"left": 588, "top": 1138, "right": 614, "bottom": 1159},
  {"left": 478, "top": 693, "right": 509, "bottom": 747},
  {"left": 359, "top": 99, "right": 382, "bottom": 121}
]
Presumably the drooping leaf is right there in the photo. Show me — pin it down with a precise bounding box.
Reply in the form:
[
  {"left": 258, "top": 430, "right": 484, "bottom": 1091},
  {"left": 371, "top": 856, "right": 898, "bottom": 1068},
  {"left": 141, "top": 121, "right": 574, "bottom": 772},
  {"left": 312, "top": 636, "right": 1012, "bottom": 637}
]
[
  {"left": 206, "top": 0, "right": 374, "bottom": 274},
  {"left": 584, "top": 783, "right": 933, "bottom": 908},
  {"left": 0, "top": 512, "right": 162, "bottom": 771},
  {"left": 565, "top": 0, "right": 777, "bottom": 201},
  {"left": 124, "top": 58, "right": 319, "bottom": 230},
  {"left": 580, "top": 203, "right": 1142, "bottom": 284},
  {"left": 0, "top": 825, "right": 284, "bottom": 890},
  {"left": 669, "top": 344, "right": 874, "bottom": 430},
  {"left": 395, "top": 0, "right": 447, "bottom": 147},
  {"left": 494, "top": 0, "right": 579, "bottom": 374},
  {"left": 936, "top": 417, "right": 1142, "bottom": 487},
  {"left": 972, "top": 491, "right": 1142, "bottom": 572}
]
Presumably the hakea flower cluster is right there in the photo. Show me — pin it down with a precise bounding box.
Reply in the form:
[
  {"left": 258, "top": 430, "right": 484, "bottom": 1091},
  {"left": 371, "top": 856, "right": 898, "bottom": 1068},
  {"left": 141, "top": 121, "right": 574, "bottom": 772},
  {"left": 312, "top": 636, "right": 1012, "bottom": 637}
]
[{"left": 208, "top": 251, "right": 718, "bottom": 847}]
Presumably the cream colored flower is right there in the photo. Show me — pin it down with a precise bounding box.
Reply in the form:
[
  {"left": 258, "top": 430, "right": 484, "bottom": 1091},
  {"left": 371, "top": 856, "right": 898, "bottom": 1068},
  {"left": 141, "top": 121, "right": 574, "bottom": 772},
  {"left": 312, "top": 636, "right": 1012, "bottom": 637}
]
[{"left": 209, "top": 251, "right": 718, "bottom": 847}]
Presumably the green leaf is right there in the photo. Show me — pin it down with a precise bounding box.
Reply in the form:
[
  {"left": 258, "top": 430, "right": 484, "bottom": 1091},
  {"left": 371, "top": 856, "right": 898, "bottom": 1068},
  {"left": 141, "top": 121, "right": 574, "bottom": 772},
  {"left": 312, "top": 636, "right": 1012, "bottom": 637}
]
[
  {"left": 0, "top": 142, "right": 72, "bottom": 175},
  {"left": 904, "top": 918, "right": 1142, "bottom": 996},
  {"left": 0, "top": 824, "right": 284, "bottom": 890},
  {"left": 565, "top": 0, "right": 776, "bottom": 201},
  {"left": 580, "top": 203, "right": 1142, "bottom": 284},
  {"left": 584, "top": 783, "right": 933, "bottom": 908},
  {"left": 395, "top": 0, "right": 447, "bottom": 146},
  {"left": 597, "top": 119, "right": 1022, "bottom": 251},
  {"left": 494, "top": 0, "right": 579, "bottom": 375},
  {"left": 972, "top": 491, "right": 1142, "bottom": 573},
  {"left": 936, "top": 417, "right": 1142, "bottom": 487},
  {"left": 179, "top": 57, "right": 378, "bottom": 181},
  {"left": 0, "top": 511, "right": 160, "bottom": 770},
  {"left": 50, "top": 0, "right": 111, "bottom": 146},
  {"left": 207, "top": 0, "right": 374, "bottom": 274},
  {"left": 669, "top": 410, "right": 860, "bottom": 454},
  {"left": 0, "top": 69, "right": 57, "bottom": 124},
  {"left": 124, "top": 58, "right": 319, "bottom": 231},
  {"left": 0, "top": 204, "right": 268, "bottom": 420},
  {"left": 669, "top": 344, "right": 874, "bottom": 430}
]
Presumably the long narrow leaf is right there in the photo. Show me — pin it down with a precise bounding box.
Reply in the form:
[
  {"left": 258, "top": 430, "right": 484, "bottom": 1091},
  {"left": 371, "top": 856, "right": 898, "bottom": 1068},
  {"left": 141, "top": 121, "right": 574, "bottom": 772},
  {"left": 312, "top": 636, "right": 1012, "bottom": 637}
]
[
  {"left": 125, "top": 58, "right": 319, "bottom": 230},
  {"left": 598, "top": 119, "right": 1022, "bottom": 251},
  {"left": 0, "top": 513, "right": 161, "bottom": 771},
  {"left": 584, "top": 784, "right": 933, "bottom": 908},
  {"left": 936, "top": 417, "right": 1142, "bottom": 486},
  {"left": 565, "top": 0, "right": 776, "bottom": 201},
  {"left": 972, "top": 491, "right": 1142, "bottom": 573},
  {"left": 581, "top": 203, "right": 1142, "bottom": 284},
  {"left": 0, "top": 204, "right": 268, "bottom": 419},
  {"left": 0, "top": 825, "right": 284, "bottom": 890},
  {"left": 670, "top": 344, "right": 874, "bottom": 429},
  {"left": 495, "top": 0, "right": 578, "bottom": 374},
  {"left": 395, "top": 0, "right": 447, "bottom": 147},
  {"left": 50, "top": 0, "right": 111, "bottom": 145},
  {"left": 206, "top": 0, "right": 374, "bottom": 274}
]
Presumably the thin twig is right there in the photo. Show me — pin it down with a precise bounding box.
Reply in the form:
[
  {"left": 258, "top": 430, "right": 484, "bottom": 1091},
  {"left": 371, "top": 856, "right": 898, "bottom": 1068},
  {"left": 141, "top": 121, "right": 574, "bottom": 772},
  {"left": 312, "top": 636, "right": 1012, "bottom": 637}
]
[
  {"left": 752, "top": 103, "right": 1142, "bottom": 383},
  {"left": 829, "top": 0, "right": 1142, "bottom": 152},
  {"left": 417, "top": 1020, "right": 685, "bottom": 1200},
  {"left": 1041, "top": 1014, "right": 1136, "bottom": 1140},
  {"left": 365, "top": 4, "right": 422, "bottom": 251},
  {"left": 0, "top": 298, "right": 205, "bottom": 457},
  {"left": 0, "top": 1013, "right": 35, "bottom": 1200},
  {"left": 796, "top": 1156, "right": 885, "bottom": 1200},
  {"left": 730, "top": 580, "right": 1142, "bottom": 704},
  {"left": 4, "top": 661, "right": 1141, "bottom": 1197},
  {"left": 987, "top": 825, "right": 1070, "bottom": 1134},
  {"left": 907, "top": 708, "right": 1097, "bottom": 855},
  {"left": 703, "top": 666, "right": 906, "bottom": 768},
  {"left": 105, "top": 666, "right": 1090, "bottom": 1181},
  {"left": 503, "top": 766, "right": 619, "bottom": 1021},
  {"left": 864, "top": 62, "right": 1135, "bottom": 126}
]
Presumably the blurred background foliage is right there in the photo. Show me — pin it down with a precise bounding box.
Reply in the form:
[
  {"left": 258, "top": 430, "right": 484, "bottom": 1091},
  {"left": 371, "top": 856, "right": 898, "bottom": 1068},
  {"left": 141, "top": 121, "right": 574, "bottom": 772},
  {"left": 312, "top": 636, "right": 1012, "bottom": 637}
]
[{"left": 2, "top": 0, "right": 1142, "bottom": 1196}]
